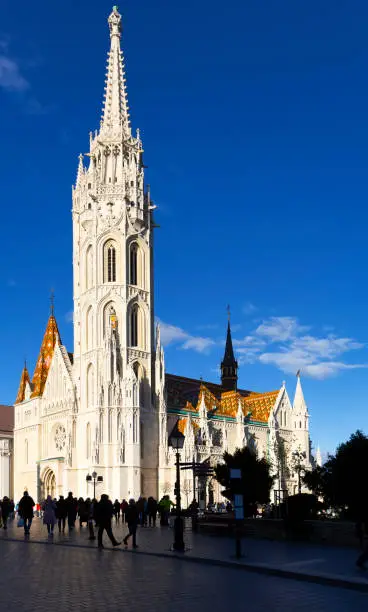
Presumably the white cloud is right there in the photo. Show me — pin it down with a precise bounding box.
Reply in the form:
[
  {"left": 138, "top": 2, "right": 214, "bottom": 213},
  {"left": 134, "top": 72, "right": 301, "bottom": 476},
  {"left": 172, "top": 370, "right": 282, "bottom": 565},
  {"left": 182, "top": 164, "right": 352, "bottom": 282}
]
[
  {"left": 158, "top": 320, "right": 215, "bottom": 354},
  {"left": 253, "top": 316, "right": 366, "bottom": 379},
  {"left": 255, "top": 316, "right": 309, "bottom": 342},
  {"left": 243, "top": 302, "right": 257, "bottom": 315},
  {"left": 0, "top": 56, "right": 29, "bottom": 92}
]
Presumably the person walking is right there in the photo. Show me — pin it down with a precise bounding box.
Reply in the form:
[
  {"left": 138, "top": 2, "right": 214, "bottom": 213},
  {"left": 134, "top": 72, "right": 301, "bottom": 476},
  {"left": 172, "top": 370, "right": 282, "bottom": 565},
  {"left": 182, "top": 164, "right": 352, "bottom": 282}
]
[
  {"left": 113, "top": 499, "right": 121, "bottom": 522},
  {"left": 121, "top": 499, "right": 128, "bottom": 523},
  {"left": 1, "top": 497, "right": 11, "bottom": 530},
  {"left": 18, "top": 491, "right": 35, "bottom": 535},
  {"left": 56, "top": 495, "right": 67, "bottom": 532},
  {"left": 95, "top": 494, "right": 121, "bottom": 549},
  {"left": 78, "top": 497, "right": 88, "bottom": 528},
  {"left": 147, "top": 496, "right": 158, "bottom": 527},
  {"left": 123, "top": 499, "right": 139, "bottom": 549},
  {"left": 66, "top": 492, "right": 77, "bottom": 531},
  {"left": 43, "top": 495, "right": 56, "bottom": 537}
]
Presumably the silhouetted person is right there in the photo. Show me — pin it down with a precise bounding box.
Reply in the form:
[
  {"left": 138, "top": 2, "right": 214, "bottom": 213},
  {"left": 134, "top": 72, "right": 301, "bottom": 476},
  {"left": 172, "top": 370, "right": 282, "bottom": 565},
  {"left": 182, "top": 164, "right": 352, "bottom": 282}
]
[
  {"left": 123, "top": 499, "right": 139, "bottom": 548},
  {"left": 1, "top": 497, "right": 11, "bottom": 529},
  {"left": 66, "top": 492, "right": 77, "bottom": 530},
  {"left": 96, "top": 494, "right": 121, "bottom": 549},
  {"left": 147, "top": 496, "right": 158, "bottom": 527},
  {"left": 56, "top": 496, "right": 67, "bottom": 532},
  {"left": 18, "top": 491, "right": 35, "bottom": 535},
  {"left": 113, "top": 499, "right": 121, "bottom": 522}
]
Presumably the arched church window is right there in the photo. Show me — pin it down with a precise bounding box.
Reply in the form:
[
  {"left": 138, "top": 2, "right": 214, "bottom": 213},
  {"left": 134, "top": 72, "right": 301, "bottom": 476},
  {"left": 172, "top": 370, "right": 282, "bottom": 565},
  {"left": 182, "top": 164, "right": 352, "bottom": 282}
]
[
  {"left": 130, "top": 304, "right": 138, "bottom": 347},
  {"left": 130, "top": 243, "right": 138, "bottom": 285},
  {"left": 103, "top": 240, "right": 117, "bottom": 283},
  {"left": 86, "top": 423, "right": 91, "bottom": 459},
  {"left": 87, "top": 364, "right": 94, "bottom": 407},
  {"left": 117, "top": 412, "right": 121, "bottom": 442},
  {"left": 99, "top": 412, "right": 104, "bottom": 443},
  {"left": 86, "top": 245, "right": 93, "bottom": 290}
]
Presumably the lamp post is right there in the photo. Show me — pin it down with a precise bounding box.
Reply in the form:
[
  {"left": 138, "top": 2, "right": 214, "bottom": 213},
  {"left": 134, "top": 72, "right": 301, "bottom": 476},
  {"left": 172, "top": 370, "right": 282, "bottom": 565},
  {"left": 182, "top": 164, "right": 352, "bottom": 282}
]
[
  {"left": 292, "top": 450, "right": 306, "bottom": 495},
  {"left": 169, "top": 421, "right": 185, "bottom": 552},
  {"left": 86, "top": 471, "right": 103, "bottom": 499}
]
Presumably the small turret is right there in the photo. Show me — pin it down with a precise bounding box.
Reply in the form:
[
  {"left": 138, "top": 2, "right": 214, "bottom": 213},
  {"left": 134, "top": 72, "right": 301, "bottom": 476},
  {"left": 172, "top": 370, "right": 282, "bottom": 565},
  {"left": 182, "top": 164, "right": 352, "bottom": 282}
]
[{"left": 221, "top": 308, "right": 238, "bottom": 391}]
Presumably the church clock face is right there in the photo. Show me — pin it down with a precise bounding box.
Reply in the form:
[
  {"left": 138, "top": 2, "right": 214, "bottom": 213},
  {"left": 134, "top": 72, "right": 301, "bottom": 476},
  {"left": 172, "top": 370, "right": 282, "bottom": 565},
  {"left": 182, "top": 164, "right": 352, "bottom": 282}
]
[{"left": 55, "top": 425, "right": 66, "bottom": 452}]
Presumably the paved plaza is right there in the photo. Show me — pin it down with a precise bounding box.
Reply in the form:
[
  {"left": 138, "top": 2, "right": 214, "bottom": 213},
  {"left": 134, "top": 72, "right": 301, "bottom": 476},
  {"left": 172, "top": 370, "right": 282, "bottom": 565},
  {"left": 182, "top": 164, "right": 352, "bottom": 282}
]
[{"left": 0, "top": 518, "right": 368, "bottom": 611}]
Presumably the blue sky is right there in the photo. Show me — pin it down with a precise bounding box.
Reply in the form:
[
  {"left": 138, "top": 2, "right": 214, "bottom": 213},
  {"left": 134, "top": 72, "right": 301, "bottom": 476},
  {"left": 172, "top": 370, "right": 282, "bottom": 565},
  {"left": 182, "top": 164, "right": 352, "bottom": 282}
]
[{"left": 1, "top": 0, "right": 368, "bottom": 457}]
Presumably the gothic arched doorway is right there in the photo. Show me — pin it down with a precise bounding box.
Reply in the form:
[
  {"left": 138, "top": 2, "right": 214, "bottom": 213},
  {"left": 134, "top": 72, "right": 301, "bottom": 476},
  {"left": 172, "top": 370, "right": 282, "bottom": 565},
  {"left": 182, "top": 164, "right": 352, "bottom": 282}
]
[{"left": 42, "top": 469, "right": 56, "bottom": 500}]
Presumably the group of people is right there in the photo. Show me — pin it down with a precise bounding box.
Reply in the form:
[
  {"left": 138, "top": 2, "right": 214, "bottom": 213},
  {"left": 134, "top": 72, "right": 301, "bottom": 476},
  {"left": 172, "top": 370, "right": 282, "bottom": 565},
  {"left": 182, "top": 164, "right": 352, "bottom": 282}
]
[{"left": 13, "top": 491, "right": 177, "bottom": 549}]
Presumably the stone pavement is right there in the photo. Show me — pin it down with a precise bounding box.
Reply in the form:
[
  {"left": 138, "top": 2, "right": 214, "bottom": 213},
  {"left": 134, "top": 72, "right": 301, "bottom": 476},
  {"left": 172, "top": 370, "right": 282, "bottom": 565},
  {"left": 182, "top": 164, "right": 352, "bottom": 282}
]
[
  {"left": 1, "top": 516, "right": 368, "bottom": 596},
  {"left": 1, "top": 533, "right": 368, "bottom": 611}
]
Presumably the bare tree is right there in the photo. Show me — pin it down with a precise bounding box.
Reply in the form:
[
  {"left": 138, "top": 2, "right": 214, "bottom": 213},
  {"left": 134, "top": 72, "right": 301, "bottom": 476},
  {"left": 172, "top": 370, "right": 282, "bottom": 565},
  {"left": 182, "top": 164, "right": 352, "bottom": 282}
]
[
  {"left": 161, "top": 481, "right": 171, "bottom": 496},
  {"left": 182, "top": 479, "right": 192, "bottom": 508}
]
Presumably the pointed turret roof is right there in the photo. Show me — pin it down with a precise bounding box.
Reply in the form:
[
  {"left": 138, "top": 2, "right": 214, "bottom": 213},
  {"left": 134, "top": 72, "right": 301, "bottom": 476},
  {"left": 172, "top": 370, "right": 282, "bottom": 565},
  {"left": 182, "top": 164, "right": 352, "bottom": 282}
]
[
  {"left": 31, "top": 313, "right": 61, "bottom": 399},
  {"left": 293, "top": 371, "right": 307, "bottom": 414},
  {"left": 15, "top": 364, "right": 31, "bottom": 404},
  {"left": 100, "top": 6, "right": 131, "bottom": 139},
  {"left": 222, "top": 320, "right": 236, "bottom": 367}
]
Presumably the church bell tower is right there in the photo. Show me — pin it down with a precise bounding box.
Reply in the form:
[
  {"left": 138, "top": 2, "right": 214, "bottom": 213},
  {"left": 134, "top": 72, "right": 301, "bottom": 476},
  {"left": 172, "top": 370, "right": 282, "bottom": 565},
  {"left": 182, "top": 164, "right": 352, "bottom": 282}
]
[
  {"left": 221, "top": 313, "right": 238, "bottom": 391},
  {"left": 71, "top": 6, "right": 157, "bottom": 498}
]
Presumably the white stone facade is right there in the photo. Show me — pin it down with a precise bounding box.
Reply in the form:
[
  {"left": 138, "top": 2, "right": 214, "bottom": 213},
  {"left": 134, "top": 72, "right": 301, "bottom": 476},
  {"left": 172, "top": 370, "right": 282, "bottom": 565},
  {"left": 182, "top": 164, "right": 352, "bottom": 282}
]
[{"left": 12, "top": 8, "right": 312, "bottom": 506}]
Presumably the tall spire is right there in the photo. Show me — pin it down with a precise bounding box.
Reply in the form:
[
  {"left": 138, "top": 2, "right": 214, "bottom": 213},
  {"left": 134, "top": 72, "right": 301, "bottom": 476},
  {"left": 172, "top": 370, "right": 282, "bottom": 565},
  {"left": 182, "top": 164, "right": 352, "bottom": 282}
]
[
  {"left": 293, "top": 370, "right": 307, "bottom": 414},
  {"left": 100, "top": 6, "right": 131, "bottom": 139},
  {"left": 31, "top": 310, "right": 61, "bottom": 399},
  {"left": 221, "top": 308, "right": 238, "bottom": 391}
]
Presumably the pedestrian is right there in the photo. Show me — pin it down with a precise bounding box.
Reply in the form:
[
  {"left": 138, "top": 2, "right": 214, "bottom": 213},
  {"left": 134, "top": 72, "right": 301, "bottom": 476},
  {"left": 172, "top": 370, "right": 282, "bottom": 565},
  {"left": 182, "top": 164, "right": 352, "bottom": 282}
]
[
  {"left": 18, "top": 491, "right": 35, "bottom": 535},
  {"left": 147, "top": 496, "right": 158, "bottom": 527},
  {"left": 78, "top": 497, "right": 88, "bottom": 528},
  {"left": 43, "top": 495, "right": 56, "bottom": 537},
  {"left": 95, "top": 494, "right": 121, "bottom": 549},
  {"left": 158, "top": 495, "right": 173, "bottom": 526},
  {"left": 66, "top": 492, "right": 77, "bottom": 531},
  {"left": 113, "top": 499, "right": 121, "bottom": 522},
  {"left": 0, "top": 496, "right": 11, "bottom": 530},
  {"left": 121, "top": 499, "right": 128, "bottom": 523},
  {"left": 123, "top": 498, "right": 139, "bottom": 549},
  {"left": 56, "top": 495, "right": 67, "bottom": 532},
  {"left": 356, "top": 514, "right": 368, "bottom": 569}
]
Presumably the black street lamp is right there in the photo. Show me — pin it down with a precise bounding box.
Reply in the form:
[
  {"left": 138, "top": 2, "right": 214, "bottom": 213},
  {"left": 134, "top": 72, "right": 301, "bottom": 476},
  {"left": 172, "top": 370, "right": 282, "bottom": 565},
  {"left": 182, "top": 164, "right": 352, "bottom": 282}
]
[
  {"left": 86, "top": 471, "right": 103, "bottom": 499},
  {"left": 169, "top": 421, "right": 185, "bottom": 552}
]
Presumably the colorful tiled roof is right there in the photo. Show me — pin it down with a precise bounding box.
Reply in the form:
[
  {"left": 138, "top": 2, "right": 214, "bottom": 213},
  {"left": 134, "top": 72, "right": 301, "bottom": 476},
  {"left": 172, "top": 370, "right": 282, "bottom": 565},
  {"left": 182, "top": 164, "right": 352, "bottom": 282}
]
[
  {"left": 166, "top": 373, "right": 279, "bottom": 425},
  {"left": 31, "top": 315, "right": 61, "bottom": 399},
  {"left": 0, "top": 404, "right": 14, "bottom": 434},
  {"left": 243, "top": 390, "right": 279, "bottom": 423},
  {"left": 15, "top": 366, "right": 31, "bottom": 404}
]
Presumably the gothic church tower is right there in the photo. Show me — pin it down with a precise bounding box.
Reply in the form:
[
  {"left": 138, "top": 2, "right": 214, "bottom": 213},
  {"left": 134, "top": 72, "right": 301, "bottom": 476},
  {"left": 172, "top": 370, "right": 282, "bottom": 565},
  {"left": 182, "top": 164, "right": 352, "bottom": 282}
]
[{"left": 72, "top": 7, "right": 157, "bottom": 498}]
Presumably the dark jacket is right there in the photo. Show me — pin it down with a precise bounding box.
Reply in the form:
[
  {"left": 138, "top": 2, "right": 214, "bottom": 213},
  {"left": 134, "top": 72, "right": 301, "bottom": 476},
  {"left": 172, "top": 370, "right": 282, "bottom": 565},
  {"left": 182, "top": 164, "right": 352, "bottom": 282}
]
[
  {"left": 56, "top": 498, "right": 67, "bottom": 519},
  {"left": 96, "top": 499, "right": 114, "bottom": 524},
  {"left": 1, "top": 499, "right": 11, "bottom": 518},
  {"left": 66, "top": 496, "right": 77, "bottom": 519},
  {"left": 147, "top": 498, "right": 158, "bottom": 514},
  {"left": 18, "top": 495, "right": 35, "bottom": 519},
  {"left": 125, "top": 504, "right": 139, "bottom": 525}
]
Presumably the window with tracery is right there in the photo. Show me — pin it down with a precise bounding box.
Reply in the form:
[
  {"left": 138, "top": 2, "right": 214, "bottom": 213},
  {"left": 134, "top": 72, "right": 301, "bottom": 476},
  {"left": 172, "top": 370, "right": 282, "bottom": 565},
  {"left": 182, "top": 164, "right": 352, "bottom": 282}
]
[
  {"left": 130, "top": 305, "right": 138, "bottom": 347},
  {"left": 103, "top": 240, "right": 117, "bottom": 283},
  {"left": 130, "top": 243, "right": 138, "bottom": 285},
  {"left": 54, "top": 425, "right": 66, "bottom": 452}
]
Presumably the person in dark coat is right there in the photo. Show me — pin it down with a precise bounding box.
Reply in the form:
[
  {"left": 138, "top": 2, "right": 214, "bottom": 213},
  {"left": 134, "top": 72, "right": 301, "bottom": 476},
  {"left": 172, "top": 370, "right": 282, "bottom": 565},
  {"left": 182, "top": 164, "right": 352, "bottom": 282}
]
[
  {"left": 147, "top": 497, "right": 158, "bottom": 527},
  {"left": 113, "top": 499, "right": 121, "bottom": 522},
  {"left": 123, "top": 499, "right": 139, "bottom": 548},
  {"left": 1, "top": 497, "right": 11, "bottom": 529},
  {"left": 78, "top": 498, "right": 88, "bottom": 527},
  {"left": 66, "top": 492, "right": 77, "bottom": 531},
  {"left": 95, "top": 494, "right": 121, "bottom": 549},
  {"left": 18, "top": 491, "right": 35, "bottom": 535},
  {"left": 56, "top": 495, "right": 67, "bottom": 532}
]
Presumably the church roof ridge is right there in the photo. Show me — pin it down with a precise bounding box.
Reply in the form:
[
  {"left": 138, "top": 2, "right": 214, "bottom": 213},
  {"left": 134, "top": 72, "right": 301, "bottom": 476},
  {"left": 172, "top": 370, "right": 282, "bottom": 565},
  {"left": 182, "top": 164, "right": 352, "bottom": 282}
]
[
  {"left": 30, "top": 313, "right": 61, "bottom": 399},
  {"left": 15, "top": 365, "right": 31, "bottom": 404}
]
